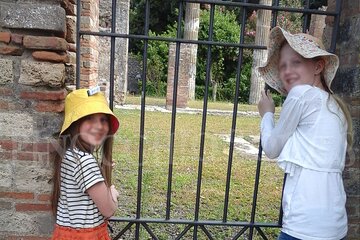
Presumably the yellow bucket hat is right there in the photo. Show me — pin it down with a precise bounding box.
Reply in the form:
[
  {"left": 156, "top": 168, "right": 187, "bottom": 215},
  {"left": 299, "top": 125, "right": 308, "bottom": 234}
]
[
  {"left": 60, "top": 89, "right": 119, "bottom": 135},
  {"left": 257, "top": 26, "right": 339, "bottom": 95}
]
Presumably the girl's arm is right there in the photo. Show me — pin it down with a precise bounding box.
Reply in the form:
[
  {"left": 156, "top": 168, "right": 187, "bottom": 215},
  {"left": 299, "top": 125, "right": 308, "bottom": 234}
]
[
  {"left": 259, "top": 89, "right": 307, "bottom": 159},
  {"left": 87, "top": 182, "right": 119, "bottom": 218}
]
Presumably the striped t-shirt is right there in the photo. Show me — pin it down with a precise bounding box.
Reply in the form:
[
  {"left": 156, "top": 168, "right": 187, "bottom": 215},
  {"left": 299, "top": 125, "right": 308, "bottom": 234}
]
[{"left": 56, "top": 148, "right": 105, "bottom": 228}]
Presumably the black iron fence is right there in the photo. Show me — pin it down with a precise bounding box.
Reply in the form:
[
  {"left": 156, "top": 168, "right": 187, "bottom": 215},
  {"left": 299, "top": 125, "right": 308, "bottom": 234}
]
[{"left": 76, "top": 0, "right": 342, "bottom": 239}]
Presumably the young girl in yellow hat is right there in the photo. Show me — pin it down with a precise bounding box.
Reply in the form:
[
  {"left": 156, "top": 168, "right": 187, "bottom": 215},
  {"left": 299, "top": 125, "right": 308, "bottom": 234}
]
[
  {"left": 257, "top": 27, "right": 353, "bottom": 240},
  {"left": 51, "top": 89, "right": 120, "bottom": 239}
]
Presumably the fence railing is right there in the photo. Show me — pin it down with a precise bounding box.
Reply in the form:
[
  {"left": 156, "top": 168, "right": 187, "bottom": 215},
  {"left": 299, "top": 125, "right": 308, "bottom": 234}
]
[{"left": 76, "top": 0, "right": 342, "bottom": 239}]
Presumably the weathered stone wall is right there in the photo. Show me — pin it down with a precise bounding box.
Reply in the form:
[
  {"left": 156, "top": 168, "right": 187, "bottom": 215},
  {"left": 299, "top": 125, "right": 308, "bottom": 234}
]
[
  {"left": 0, "top": 0, "right": 78, "bottom": 238},
  {"left": 98, "top": 0, "right": 129, "bottom": 104},
  {"left": 325, "top": 0, "right": 360, "bottom": 239}
]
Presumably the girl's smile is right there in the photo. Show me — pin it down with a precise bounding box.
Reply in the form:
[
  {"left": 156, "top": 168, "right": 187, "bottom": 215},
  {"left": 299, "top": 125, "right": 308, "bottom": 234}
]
[
  {"left": 79, "top": 113, "right": 109, "bottom": 146},
  {"left": 278, "top": 43, "right": 323, "bottom": 93}
]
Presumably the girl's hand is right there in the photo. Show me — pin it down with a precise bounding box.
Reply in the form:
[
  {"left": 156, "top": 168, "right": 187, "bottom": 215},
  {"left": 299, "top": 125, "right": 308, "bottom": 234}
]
[
  {"left": 110, "top": 185, "right": 119, "bottom": 202},
  {"left": 258, "top": 90, "right": 275, "bottom": 117}
]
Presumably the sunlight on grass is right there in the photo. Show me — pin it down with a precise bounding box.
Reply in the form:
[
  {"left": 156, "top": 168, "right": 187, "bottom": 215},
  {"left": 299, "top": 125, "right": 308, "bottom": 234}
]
[{"left": 111, "top": 106, "right": 283, "bottom": 239}]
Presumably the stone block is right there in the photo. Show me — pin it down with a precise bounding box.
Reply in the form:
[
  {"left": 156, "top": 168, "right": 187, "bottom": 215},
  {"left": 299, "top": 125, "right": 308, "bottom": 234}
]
[
  {"left": 0, "top": 211, "right": 37, "bottom": 234},
  {"left": 0, "top": 162, "right": 12, "bottom": 188},
  {"left": 65, "top": 64, "right": 76, "bottom": 85},
  {"left": 0, "top": 32, "right": 10, "bottom": 43},
  {"left": 35, "top": 101, "right": 64, "bottom": 113},
  {"left": 0, "top": 201, "right": 12, "bottom": 210},
  {"left": 37, "top": 214, "right": 55, "bottom": 235},
  {"left": 14, "top": 161, "right": 52, "bottom": 193},
  {"left": 0, "top": 4, "right": 66, "bottom": 34},
  {"left": 66, "top": 16, "right": 76, "bottom": 44},
  {"left": 61, "top": 0, "right": 77, "bottom": 16},
  {"left": 34, "top": 113, "right": 63, "bottom": 138},
  {"left": 11, "top": 34, "right": 23, "bottom": 45},
  {"left": 23, "top": 36, "right": 68, "bottom": 51},
  {"left": 67, "top": 51, "right": 76, "bottom": 64},
  {"left": 0, "top": 112, "right": 34, "bottom": 137},
  {"left": 20, "top": 89, "right": 67, "bottom": 101},
  {"left": 19, "top": 60, "right": 65, "bottom": 88},
  {"left": 0, "top": 59, "right": 13, "bottom": 84},
  {"left": 68, "top": 43, "right": 76, "bottom": 52},
  {"left": 32, "top": 51, "right": 69, "bottom": 63},
  {"left": 0, "top": 43, "right": 24, "bottom": 56}
]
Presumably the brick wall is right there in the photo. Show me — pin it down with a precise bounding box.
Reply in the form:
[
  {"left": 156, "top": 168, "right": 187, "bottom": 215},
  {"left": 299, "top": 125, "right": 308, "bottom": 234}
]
[
  {"left": 79, "top": 0, "right": 99, "bottom": 88},
  {"left": 326, "top": 0, "right": 360, "bottom": 239},
  {"left": 166, "top": 43, "right": 192, "bottom": 109},
  {"left": 0, "top": 0, "right": 77, "bottom": 239}
]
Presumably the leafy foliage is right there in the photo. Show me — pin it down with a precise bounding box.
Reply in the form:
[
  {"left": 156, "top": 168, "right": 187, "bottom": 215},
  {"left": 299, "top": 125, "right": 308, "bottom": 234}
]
[
  {"left": 139, "top": 7, "right": 253, "bottom": 102},
  {"left": 130, "top": 0, "right": 319, "bottom": 102},
  {"left": 129, "top": 0, "right": 179, "bottom": 52}
]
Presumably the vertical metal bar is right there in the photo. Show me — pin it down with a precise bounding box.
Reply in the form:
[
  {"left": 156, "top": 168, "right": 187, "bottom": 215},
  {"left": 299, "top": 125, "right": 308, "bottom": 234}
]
[
  {"left": 303, "top": 0, "right": 310, "bottom": 33},
  {"left": 135, "top": 0, "right": 151, "bottom": 238},
  {"left": 193, "top": 3, "right": 215, "bottom": 239},
  {"left": 248, "top": 139, "right": 264, "bottom": 239},
  {"left": 75, "top": 0, "right": 81, "bottom": 89},
  {"left": 271, "top": 0, "right": 280, "bottom": 28},
  {"left": 278, "top": 174, "right": 286, "bottom": 225},
  {"left": 222, "top": 0, "right": 248, "bottom": 223},
  {"left": 165, "top": 1, "right": 184, "bottom": 220},
  {"left": 330, "top": 0, "right": 342, "bottom": 53},
  {"left": 109, "top": 0, "right": 117, "bottom": 110}
]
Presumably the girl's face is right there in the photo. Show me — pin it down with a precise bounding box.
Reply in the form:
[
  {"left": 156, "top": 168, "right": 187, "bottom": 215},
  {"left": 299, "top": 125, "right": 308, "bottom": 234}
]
[
  {"left": 279, "top": 43, "right": 323, "bottom": 93},
  {"left": 79, "top": 113, "right": 110, "bottom": 147}
]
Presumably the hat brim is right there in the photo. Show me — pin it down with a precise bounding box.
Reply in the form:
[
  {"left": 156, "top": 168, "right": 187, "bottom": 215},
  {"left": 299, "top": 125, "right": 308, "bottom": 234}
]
[
  {"left": 257, "top": 27, "right": 339, "bottom": 95},
  {"left": 60, "top": 90, "right": 119, "bottom": 135}
]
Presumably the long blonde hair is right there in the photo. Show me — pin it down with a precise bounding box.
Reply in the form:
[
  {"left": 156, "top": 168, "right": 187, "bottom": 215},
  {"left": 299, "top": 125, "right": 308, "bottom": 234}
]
[{"left": 319, "top": 74, "right": 354, "bottom": 149}]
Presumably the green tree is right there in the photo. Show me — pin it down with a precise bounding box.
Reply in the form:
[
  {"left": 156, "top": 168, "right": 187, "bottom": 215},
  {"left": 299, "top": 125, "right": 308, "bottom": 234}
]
[
  {"left": 129, "top": 0, "right": 178, "bottom": 52},
  {"left": 197, "top": 7, "right": 242, "bottom": 101}
]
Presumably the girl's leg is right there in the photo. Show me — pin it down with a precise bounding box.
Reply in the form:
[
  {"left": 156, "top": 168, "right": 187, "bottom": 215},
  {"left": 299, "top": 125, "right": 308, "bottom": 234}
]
[{"left": 277, "top": 231, "right": 301, "bottom": 240}]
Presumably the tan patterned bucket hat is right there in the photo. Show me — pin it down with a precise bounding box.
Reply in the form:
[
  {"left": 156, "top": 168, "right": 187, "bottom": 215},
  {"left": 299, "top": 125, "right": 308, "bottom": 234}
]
[{"left": 257, "top": 26, "right": 339, "bottom": 95}]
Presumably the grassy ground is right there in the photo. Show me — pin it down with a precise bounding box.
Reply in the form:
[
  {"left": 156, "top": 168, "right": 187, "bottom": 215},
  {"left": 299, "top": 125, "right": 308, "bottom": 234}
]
[{"left": 110, "top": 101, "right": 284, "bottom": 239}]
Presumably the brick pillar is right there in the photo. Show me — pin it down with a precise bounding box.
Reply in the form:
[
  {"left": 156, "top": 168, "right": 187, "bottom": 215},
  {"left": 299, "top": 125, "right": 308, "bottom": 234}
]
[
  {"left": 0, "top": 1, "right": 72, "bottom": 239},
  {"left": 308, "top": 6, "right": 327, "bottom": 39},
  {"left": 80, "top": 0, "right": 99, "bottom": 88},
  {"left": 325, "top": 0, "right": 360, "bottom": 238},
  {"left": 166, "top": 43, "right": 192, "bottom": 109}
]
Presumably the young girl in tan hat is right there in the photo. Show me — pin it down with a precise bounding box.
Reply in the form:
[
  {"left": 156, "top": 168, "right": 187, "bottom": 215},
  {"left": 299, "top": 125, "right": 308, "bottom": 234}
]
[
  {"left": 51, "top": 89, "right": 120, "bottom": 239},
  {"left": 257, "top": 27, "right": 353, "bottom": 240}
]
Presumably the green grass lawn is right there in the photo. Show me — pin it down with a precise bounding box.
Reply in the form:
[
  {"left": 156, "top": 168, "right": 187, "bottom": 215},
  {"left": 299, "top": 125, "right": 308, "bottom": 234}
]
[{"left": 111, "top": 103, "right": 284, "bottom": 239}]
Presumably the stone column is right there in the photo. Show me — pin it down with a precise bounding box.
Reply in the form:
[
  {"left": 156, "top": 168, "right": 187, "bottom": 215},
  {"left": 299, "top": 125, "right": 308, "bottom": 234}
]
[
  {"left": 114, "top": 0, "right": 130, "bottom": 104},
  {"left": 248, "top": 0, "right": 272, "bottom": 105},
  {"left": 166, "top": 43, "right": 192, "bottom": 109},
  {"left": 80, "top": 0, "right": 99, "bottom": 87}
]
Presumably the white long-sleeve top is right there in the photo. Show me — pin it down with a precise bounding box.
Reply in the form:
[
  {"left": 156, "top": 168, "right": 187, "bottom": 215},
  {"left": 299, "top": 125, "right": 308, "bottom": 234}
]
[{"left": 261, "top": 85, "right": 348, "bottom": 240}]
